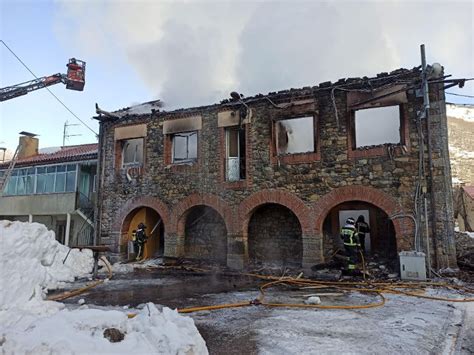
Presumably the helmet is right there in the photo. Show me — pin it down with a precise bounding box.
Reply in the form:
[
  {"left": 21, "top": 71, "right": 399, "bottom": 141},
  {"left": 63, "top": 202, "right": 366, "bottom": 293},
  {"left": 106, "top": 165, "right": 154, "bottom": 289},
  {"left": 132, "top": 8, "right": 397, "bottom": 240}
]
[
  {"left": 346, "top": 217, "right": 355, "bottom": 225},
  {"left": 138, "top": 223, "right": 146, "bottom": 229}
]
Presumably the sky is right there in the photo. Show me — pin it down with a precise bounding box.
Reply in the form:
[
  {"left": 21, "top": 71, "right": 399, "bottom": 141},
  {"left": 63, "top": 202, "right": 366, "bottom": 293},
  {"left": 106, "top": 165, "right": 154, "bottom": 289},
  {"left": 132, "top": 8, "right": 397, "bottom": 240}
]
[{"left": 1, "top": 0, "right": 473, "bottom": 154}]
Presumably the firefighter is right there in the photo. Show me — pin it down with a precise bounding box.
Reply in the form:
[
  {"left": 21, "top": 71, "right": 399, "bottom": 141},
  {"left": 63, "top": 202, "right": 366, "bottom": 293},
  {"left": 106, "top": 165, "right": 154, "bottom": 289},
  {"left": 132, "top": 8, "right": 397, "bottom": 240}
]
[
  {"left": 355, "top": 215, "right": 370, "bottom": 254},
  {"left": 340, "top": 217, "right": 360, "bottom": 273},
  {"left": 135, "top": 223, "right": 148, "bottom": 261}
]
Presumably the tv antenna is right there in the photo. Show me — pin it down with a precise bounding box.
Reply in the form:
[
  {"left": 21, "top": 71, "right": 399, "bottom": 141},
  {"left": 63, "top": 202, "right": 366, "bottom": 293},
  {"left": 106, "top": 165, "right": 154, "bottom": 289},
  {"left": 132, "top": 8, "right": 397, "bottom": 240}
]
[{"left": 62, "top": 120, "right": 81, "bottom": 146}]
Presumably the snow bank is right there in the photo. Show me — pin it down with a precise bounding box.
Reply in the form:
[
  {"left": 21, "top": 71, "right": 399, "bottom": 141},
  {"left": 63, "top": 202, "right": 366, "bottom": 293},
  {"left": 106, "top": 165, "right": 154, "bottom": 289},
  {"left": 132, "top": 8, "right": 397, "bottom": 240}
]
[
  {"left": 447, "top": 103, "right": 474, "bottom": 122},
  {"left": 0, "top": 220, "right": 93, "bottom": 310},
  {"left": 0, "top": 221, "right": 208, "bottom": 354},
  {"left": 2, "top": 303, "right": 208, "bottom": 355}
]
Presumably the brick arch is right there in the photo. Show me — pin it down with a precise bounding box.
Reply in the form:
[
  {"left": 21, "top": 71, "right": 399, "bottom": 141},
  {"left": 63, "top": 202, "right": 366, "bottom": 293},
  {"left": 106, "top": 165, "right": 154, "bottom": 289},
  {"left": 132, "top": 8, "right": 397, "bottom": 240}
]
[
  {"left": 170, "top": 193, "right": 234, "bottom": 235},
  {"left": 313, "top": 185, "right": 412, "bottom": 238},
  {"left": 113, "top": 195, "right": 171, "bottom": 239},
  {"left": 238, "top": 189, "right": 313, "bottom": 234}
]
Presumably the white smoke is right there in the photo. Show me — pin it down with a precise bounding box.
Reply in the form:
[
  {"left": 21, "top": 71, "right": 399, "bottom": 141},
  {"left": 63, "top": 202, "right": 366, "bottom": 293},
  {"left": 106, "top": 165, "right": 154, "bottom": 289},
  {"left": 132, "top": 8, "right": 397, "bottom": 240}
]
[{"left": 54, "top": 0, "right": 473, "bottom": 108}]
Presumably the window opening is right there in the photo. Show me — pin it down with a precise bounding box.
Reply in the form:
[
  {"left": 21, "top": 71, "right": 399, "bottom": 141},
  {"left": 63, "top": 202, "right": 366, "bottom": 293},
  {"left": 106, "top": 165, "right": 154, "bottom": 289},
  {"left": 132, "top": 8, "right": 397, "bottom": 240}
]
[
  {"left": 354, "top": 106, "right": 401, "bottom": 148},
  {"left": 276, "top": 116, "right": 314, "bottom": 155},
  {"left": 226, "top": 127, "right": 246, "bottom": 181},
  {"left": 122, "top": 138, "right": 144, "bottom": 167},
  {"left": 172, "top": 131, "right": 197, "bottom": 163}
]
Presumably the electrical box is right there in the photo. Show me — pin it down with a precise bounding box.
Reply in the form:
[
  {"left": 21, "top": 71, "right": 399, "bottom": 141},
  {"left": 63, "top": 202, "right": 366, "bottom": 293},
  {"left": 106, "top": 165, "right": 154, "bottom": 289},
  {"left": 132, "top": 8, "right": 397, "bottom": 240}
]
[{"left": 399, "top": 251, "right": 427, "bottom": 281}]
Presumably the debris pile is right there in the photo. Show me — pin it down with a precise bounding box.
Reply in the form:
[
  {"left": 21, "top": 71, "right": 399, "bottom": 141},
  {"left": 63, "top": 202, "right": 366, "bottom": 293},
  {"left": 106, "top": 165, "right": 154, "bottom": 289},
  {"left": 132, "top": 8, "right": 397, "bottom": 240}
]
[{"left": 456, "top": 231, "right": 474, "bottom": 268}]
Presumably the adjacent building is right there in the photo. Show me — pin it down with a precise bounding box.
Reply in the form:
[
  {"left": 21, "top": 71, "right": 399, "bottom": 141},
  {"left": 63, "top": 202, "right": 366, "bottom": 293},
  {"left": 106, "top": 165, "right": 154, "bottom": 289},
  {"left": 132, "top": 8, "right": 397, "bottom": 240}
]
[
  {"left": 455, "top": 186, "right": 474, "bottom": 232},
  {"left": 94, "top": 66, "right": 457, "bottom": 270},
  {"left": 0, "top": 133, "right": 97, "bottom": 246}
]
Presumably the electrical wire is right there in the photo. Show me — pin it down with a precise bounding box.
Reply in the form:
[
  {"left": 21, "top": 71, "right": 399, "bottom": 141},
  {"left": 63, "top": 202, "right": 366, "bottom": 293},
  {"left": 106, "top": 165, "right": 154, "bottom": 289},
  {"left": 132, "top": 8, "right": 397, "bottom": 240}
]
[
  {"left": 1, "top": 40, "right": 98, "bottom": 136},
  {"left": 446, "top": 92, "right": 474, "bottom": 99}
]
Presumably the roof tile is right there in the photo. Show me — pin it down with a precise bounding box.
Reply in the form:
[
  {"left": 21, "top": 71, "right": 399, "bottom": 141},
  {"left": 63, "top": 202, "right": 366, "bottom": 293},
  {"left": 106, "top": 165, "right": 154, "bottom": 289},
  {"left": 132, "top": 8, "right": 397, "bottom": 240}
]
[{"left": 0, "top": 143, "right": 98, "bottom": 169}]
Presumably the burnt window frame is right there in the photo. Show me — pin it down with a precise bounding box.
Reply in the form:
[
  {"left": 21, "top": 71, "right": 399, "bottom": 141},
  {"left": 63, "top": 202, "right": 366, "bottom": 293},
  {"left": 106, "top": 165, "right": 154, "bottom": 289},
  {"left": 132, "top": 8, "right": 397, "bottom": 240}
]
[
  {"left": 171, "top": 130, "right": 198, "bottom": 164},
  {"left": 121, "top": 137, "right": 144, "bottom": 168},
  {"left": 349, "top": 104, "right": 406, "bottom": 151},
  {"left": 225, "top": 126, "right": 246, "bottom": 181},
  {"left": 273, "top": 114, "right": 318, "bottom": 156}
]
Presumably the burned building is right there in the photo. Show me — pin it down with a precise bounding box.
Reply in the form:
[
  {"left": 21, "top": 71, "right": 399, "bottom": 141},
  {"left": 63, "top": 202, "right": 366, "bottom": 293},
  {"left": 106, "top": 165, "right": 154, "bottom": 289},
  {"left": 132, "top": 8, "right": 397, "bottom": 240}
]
[{"left": 95, "top": 67, "right": 457, "bottom": 270}]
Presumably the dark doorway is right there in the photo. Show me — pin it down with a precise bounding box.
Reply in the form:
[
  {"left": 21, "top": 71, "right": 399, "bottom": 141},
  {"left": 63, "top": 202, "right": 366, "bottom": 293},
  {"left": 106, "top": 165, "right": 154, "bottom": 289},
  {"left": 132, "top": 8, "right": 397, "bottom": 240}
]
[{"left": 322, "top": 201, "right": 397, "bottom": 261}]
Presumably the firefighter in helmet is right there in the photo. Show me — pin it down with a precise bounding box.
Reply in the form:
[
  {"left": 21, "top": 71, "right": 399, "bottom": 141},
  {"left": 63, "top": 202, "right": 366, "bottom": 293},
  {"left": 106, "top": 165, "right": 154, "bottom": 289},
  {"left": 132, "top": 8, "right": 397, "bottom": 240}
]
[
  {"left": 340, "top": 217, "right": 360, "bottom": 274},
  {"left": 134, "top": 222, "right": 148, "bottom": 260}
]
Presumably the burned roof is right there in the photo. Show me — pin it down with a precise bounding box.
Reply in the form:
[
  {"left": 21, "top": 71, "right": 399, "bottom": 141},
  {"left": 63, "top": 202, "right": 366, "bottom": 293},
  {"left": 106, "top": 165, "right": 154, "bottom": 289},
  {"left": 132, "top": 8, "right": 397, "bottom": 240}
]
[
  {"left": 96, "top": 66, "right": 426, "bottom": 121},
  {"left": 0, "top": 143, "right": 98, "bottom": 169}
]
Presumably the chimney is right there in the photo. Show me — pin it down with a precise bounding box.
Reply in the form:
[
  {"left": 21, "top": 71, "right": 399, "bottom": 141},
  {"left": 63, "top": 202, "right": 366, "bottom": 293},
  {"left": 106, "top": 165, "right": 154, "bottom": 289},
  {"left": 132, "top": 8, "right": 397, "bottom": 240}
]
[{"left": 18, "top": 131, "right": 39, "bottom": 159}]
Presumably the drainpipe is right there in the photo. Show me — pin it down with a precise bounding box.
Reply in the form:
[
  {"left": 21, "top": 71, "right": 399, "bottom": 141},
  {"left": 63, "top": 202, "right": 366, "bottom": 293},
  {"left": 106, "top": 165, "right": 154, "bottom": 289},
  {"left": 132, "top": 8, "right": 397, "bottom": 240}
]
[
  {"left": 420, "top": 44, "right": 437, "bottom": 273},
  {"left": 65, "top": 213, "right": 71, "bottom": 246},
  {"left": 94, "top": 121, "right": 104, "bottom": 248}
]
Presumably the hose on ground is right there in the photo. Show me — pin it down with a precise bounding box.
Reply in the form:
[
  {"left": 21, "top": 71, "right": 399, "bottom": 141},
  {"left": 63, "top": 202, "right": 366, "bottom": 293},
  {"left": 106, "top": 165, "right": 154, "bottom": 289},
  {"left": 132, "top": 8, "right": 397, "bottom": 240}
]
[
  {"left": 176, "top": 272, "right": 474, "bottom": 314},
  {"left": 47, "top": 255, "right": 113, "bottom": 302}
]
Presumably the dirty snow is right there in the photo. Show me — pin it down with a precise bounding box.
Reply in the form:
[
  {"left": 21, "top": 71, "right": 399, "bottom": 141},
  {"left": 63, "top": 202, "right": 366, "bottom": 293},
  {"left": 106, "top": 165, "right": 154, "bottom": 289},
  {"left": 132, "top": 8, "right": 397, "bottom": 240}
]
[
  {"left": 447, "top": 103, "right": 474, "bottom": 123},
  {"left": 449, "top": 146, "right": 474, "bottom": 159},
  {"left": 0, "top": 221, "right": 208, "bottom": 355},
  {"left": 0, "top": 220, "right": 93, "bottom": 310}
]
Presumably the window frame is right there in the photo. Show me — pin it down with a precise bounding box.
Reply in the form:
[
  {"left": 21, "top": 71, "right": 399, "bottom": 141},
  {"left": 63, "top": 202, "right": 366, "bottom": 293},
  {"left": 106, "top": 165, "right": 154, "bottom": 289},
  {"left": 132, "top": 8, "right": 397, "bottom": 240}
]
[
  {"left": 275, "top": 115, "right": 317, "bottom": 156},
  {"left": 171, "top": 131, "right": 198, "bottom": 164},
  {"left": 351, "top": 105, "right": 404, "bottom": 150},
  {"left": 225, "top": 126, "right": 246, "bottom": 181},
  {"left": 2, "top": 163, "right": 78, "bottom": 196},
  {"left": 347, "top": 104, "right": 409, "bottom": 159},
  {"left": 271, "top": 114, "right": 320, "bottom": 165},
  {"left": 121, "top": 138, "right": 144, "bottom": 168}
]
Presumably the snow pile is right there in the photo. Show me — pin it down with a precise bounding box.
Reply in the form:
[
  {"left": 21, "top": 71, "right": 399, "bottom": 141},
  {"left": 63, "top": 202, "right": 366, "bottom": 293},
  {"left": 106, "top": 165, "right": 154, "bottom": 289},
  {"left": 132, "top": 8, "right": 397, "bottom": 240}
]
[
  {"left": 0, "top": 220, "right": 94, "bottom": 310},
  {"left": 0, "top": 220, "right": 208, "bottom": 354},
  {"left": 449, "top": 146, "right": 474, "bottom": 159},
  {"left": 447, "top": 103, "right": 474, "bottom": 122},
  {"left": 2, "top": 303, "right": 208, "bottom": 355}
]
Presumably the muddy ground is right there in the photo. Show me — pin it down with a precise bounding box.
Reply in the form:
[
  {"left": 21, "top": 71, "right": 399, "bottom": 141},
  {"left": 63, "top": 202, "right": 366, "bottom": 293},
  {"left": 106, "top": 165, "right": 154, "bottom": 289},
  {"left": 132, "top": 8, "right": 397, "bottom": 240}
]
[{"left": 56, "top": 269, "right": 474, "bottom": 354}]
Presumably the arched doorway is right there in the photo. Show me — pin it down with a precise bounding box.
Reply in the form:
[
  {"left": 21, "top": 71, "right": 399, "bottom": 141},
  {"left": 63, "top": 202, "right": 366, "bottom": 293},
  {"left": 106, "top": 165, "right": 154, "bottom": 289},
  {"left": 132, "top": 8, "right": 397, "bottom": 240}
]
[
  {"left": 322, "top": 201, "right": 397, "bottom": 261},
  {"left": 183, "top": 205, "right": 228, "bottom": 265},
  {"left": 121, "top": 207, "right": 165, "bottom": 259},
  {"left": 248, "top": 203, "right": 303, "bottom": 267}
]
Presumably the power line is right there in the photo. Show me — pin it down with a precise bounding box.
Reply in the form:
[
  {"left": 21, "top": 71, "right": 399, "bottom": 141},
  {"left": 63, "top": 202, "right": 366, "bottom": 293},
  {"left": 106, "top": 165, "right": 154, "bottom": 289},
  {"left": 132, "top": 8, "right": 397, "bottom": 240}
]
[
  {"left": 1, "top": 40, "right": 98, "bottom": 136},
  {"left": 446, "top": 92, "right": 474, "bottom": 99}
]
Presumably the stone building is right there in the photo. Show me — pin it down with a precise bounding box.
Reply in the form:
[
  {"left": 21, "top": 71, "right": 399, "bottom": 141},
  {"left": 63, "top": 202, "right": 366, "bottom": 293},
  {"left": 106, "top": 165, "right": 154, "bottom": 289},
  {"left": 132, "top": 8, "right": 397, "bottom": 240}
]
[{"left": 95, "top": 66, "right": 457, "bottom": 270}]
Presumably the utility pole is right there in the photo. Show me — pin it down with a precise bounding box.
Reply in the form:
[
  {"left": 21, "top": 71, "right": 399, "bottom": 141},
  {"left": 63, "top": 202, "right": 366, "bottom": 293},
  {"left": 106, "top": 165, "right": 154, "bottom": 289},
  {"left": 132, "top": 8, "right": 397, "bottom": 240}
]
[
  {"left": 420, "top": 44, "right": 436, "bottom": 278},
  {"left": 62, "top": 120, "right": 81, "bottom": 147}
]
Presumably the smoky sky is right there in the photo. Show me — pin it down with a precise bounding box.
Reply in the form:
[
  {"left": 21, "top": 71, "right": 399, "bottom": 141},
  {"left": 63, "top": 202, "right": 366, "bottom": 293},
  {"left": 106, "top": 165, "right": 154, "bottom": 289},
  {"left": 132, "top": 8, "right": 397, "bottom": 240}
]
[{"left": 55, "top": 0, "right": 473, "bottom": 110}]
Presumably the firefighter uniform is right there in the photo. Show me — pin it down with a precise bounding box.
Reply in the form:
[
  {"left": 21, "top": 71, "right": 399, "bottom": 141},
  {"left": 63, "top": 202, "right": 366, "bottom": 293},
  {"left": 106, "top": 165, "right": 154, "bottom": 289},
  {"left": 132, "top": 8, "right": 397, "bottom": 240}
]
[
  {"left": 340, "top": 218, "right": 360, "bottom": 272},
  {"left": 134, "top": 223, "right": 148, "bottom": 260}
]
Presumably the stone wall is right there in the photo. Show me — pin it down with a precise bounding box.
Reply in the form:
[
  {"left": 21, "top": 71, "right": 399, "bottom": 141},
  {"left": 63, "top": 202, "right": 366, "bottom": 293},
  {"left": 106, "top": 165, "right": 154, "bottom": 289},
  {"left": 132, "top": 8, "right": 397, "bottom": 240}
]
[
  {"left": 248, "top": 204, "right": 302, "bottom": 266},
  {"left": 96, "top": 67, "right": 457, "bottom": 270},
  {"left": 184, "top": 206, "right": 227, "bottom": 264}
]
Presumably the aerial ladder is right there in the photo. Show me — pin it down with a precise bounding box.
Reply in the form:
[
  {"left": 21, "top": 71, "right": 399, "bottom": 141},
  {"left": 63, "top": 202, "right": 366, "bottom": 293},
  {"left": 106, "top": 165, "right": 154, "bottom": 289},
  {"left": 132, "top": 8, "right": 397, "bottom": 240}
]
[
  {"left": 0, "top": 59, "right": 86, "bottom": 193},
  {"left": 0, "top": 145, "right": 21, "bottom": 195},
  {"left": 0, "top": 58, "right": 86, "bottom": 102}
]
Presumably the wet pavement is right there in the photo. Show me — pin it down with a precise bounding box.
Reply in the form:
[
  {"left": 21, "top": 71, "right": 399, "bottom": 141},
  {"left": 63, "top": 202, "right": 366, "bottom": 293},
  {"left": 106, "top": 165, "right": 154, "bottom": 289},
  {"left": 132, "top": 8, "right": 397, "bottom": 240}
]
[
  {"left": 55, "top": 268, "right": 473, "bottom": 355},
  {"left": 60, "top": 269, "right": 259, "bottom": 309}
]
